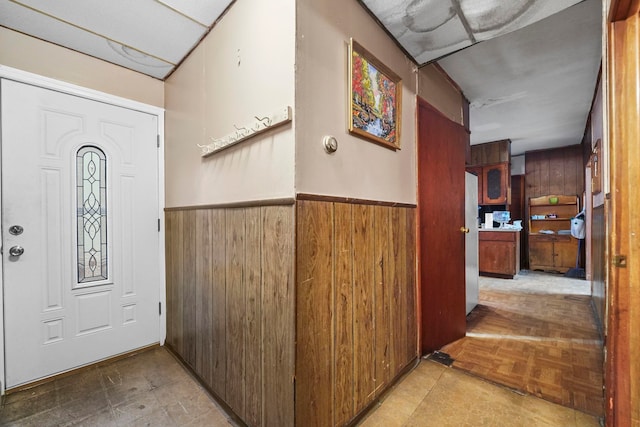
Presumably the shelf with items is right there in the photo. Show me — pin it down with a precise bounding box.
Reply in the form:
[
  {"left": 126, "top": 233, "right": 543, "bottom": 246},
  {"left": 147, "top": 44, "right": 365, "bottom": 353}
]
[
  {"left": 528, "top": 194, "right": 580, "bottom": 272},
  {"left": 528, "top": 195, "right": 579, "bottom": 234}
]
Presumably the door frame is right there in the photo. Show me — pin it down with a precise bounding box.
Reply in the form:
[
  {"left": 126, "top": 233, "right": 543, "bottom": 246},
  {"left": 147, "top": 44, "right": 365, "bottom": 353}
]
[{"left": 0, "top": 65, "right": 166, "bottom": 395}]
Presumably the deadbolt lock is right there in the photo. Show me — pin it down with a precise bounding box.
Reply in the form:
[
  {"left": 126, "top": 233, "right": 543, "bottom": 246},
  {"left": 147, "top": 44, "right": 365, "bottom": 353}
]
[{"left": 9, "top": 225, "right": 23, "bottom": 236}]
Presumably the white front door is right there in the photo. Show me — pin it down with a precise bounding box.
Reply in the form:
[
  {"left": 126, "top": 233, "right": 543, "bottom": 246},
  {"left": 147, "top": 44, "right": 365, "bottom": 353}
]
[{"left": 1, "top": 79, "right": 160, "bottom": 388}]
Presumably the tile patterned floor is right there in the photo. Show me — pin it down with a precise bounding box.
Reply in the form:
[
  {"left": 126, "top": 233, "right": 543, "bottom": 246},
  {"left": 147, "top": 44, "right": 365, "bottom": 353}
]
[
  {"left": 441, "top": 271, "right": 604, "bottom": 417},
  {"left": 359, "top": 361, "right": 601, "bottom": 427},
  {"left": 0, "top": 347, "right": 236, "bottom": 426}
]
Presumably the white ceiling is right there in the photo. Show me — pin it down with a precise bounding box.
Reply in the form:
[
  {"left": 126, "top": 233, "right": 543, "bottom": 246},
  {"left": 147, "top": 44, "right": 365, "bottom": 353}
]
[
  {"left": 360, "top": 0, "right": 602, "bottom": 155},
  {"left": 437, "top": 0, "right": 602, "bottom": 154},
  {"left": 0, "top": 0, "right": 602, "bottom": 155},
  {"left": 0, "top": 0, "right": 234, "bottom": 79},
  {"left": 360, "top": 0, "right": 583, "bottom": 64}
]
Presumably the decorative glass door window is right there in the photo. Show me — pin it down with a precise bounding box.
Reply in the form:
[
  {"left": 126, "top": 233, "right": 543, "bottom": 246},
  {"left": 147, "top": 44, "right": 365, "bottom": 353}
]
[{"left": 76, "top": 146, "right": 108, "bottom": 284}]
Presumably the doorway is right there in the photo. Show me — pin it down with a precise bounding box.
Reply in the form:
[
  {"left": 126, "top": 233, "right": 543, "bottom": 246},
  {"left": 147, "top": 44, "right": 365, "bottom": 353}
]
[{"left": 1, "top": 78, "right": 164, "bottom": 390}]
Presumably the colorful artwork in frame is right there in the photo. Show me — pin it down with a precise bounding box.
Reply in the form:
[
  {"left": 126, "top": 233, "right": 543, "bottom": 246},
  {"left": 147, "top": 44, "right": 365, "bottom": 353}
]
[{"left": 349, "top": 38, "right": 402, "bottom": 150}]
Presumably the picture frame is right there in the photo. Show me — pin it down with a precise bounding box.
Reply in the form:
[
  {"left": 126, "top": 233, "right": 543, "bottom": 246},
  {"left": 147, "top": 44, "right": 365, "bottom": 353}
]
[{"left": 348, "top": 38, "right": 402, "bottom": 150}]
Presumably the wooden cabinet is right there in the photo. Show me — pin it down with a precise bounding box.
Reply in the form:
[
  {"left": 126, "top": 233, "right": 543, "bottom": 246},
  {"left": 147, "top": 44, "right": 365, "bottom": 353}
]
[
  {"left": 529, "top": 234, "right": 575, "bottom": 272},
  {"left": 528, "top": 194, "right": 579, "bottom": 273},
  {"left": 482, "top": 162, "right": 509, "bottom": 205},
  {"left": 467, "top": 140, "right": 511, "bottom": 206},
  {"left": 466, "top": 162, "right": 510, "bottom": 205},
  {"left": 479, "top": 230, "right": 520, "bottom": 278},
  {"left": 469, "top": 139, "right": 510, "bottom": 165}
]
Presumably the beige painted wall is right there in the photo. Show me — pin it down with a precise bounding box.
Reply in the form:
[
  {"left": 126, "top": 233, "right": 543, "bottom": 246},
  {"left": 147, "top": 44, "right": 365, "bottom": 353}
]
[
  {"left": 417, "top": 65, "right": 464, "bottom": 125},
  {"left": 0, "top": 28, "right": 163, "bottom": 107},
  {"left": 164, "top": 0, "right": 296, "bottom": 208},
  {"left": 294, "top": 0, "right": 464, "bottom": 204},
  {"left": 295, "top": 0, "right": 417, "bottom": 203}
]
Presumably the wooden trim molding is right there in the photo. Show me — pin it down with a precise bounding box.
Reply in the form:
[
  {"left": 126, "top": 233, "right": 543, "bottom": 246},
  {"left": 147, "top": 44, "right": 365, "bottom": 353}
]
[
  {"left": 296, "top": 193, "right": 416, "bottom": 208},
  {"left": 164, "top": 197, "right": 295, "bottom": 211},
  {"left": 606, "top": 9, "right": 640, "bottom": 426}
]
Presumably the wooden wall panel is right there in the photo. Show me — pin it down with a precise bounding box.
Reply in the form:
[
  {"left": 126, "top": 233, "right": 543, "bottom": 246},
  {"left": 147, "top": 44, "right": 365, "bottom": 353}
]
[
  {"left": 262, "top": 206, "right": 295, "bottom": 427},
  {"left": 295, "top": 200, "right": 334, "bottom": 427},
  {"left": 244, "top": 207, "right": 262, "bottom": 426},
  {"left": 353, "top": 205, "right": 376, "bottom": 412},
  {"left": 165, "top": 204, "right": 294, "bottom": 427},
  {"left": 166, "top": 200, "right": 414, "bottom": 427},
  {"left": 210, "top": 210, "right": 226, "bottom": 398},
  {"left": 195, "top": 210, "right": 213, "bottom": 387},
  {"left": 525, "top": 146, "right": 584, "bottom": 200},
  {"left": 295, "top": 200, "right": 417, "bottom": 427},
  {"left": 373, "top": 206, "right": 391, "bottom": 397},
  {"left": 183, "top": 211, "right": 197, "bottom": 367},
  {"left": 334, "top": 203, "right": 354, "bottom": 426},
  {"left": 405, "top": 208, "right": 418, "bottom": 364},
  {"left": 166, "top": 211, "right": 184, "bottom": 356},
  {"left": 390, "top": 208, "right": 408, "bottom": 373},
  {"left": 226, "top": 209, "right": 246, "bottom": 417}
]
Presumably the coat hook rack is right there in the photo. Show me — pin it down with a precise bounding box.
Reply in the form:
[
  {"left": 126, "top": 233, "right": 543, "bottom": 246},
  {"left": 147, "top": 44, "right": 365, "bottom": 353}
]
[{"left": 198, "top": 106, "right": 292, "bottom": 157}]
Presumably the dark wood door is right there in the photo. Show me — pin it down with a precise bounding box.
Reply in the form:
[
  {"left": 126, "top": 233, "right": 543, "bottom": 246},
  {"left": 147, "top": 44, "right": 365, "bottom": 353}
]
[{"left": 417, "top": 98, "right": 467, "bottom": 354}]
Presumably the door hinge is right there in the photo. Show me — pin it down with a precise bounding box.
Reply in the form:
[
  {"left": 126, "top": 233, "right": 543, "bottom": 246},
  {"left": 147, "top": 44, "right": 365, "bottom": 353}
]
[
  {"left": 159, "top": 302, "right": 162, "bottom": 315},
  {"left": 613, "top": 255, "right": 627, "bottom": 268},
  {"left": 157, "top": 135, "right": 160, "bottom": 148},
  {"left": 158, "top": 218, "right": 161, "bottom": 232}
]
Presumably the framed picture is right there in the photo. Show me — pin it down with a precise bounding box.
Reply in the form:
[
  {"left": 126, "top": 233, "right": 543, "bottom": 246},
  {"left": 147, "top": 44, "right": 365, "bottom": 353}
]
[{"left": 349, "top": 38, "right": 402, "bottom": 150}]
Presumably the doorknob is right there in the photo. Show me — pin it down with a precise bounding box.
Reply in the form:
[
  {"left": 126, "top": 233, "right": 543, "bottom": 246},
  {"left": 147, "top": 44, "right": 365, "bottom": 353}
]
[
  {"left": 9, "top": 246, "right": 24, "bottom": 257},
  {"left": 460, "top": 226, "right": 470, "bottom": 234}
]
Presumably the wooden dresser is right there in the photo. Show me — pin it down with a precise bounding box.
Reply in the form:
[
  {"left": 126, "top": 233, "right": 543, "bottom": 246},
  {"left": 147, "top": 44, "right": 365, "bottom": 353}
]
[{"left": 528, "top": 195, "right": 579, "bottom": 273}]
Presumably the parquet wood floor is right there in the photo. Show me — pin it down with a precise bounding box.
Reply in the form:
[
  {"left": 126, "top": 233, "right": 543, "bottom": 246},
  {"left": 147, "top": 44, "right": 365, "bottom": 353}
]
[{"left": 441, "top": 271, "right": 604, "bottom": 417}]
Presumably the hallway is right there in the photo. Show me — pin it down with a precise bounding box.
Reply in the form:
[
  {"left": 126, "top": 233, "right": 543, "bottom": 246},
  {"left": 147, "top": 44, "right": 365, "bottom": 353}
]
[
  {"left": 1, "top": 271, "right": 603, "bottom": 426},
  {"left": 360, "top": 271, "right": 603, "bottom": 426}
]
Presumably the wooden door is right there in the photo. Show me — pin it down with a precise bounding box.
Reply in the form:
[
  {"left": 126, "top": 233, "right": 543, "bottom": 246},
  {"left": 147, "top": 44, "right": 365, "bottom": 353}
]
[
  {"left": 417, "top": 98, "right": 467, "bottom": 354},
  {"left": 528, "top": 236, "right": 554, "bottom": 270}
]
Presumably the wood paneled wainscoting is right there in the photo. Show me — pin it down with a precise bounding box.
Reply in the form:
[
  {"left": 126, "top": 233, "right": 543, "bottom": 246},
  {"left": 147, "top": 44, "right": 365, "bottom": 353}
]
[
  {"left": 165, "top": 203, "right": 295, "bottom": 427},
  {"left": 296, "top": 198, "right": 418, "bottom": 427},
  {"left": 165, "top": 198, "right": 417, "bottom": 427}
]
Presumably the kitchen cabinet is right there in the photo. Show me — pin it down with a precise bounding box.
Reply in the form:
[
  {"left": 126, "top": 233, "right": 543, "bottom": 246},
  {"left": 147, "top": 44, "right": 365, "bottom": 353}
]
[
  {"left": 482, "top": 162, "right": 509, "bottom": 205},
  {"left": 466, "top": 162, "right": 510, "bottom": 205},
  {"left": 528, "top": 194, "right": 579, "bottom": 273},
  {"left": 467, "top": 140, "right": 511, "bottom": 206},
  {"left": 479, "top": 230, "right": 520, "bottom": 278},
  {"left": 529, "top": 234, "right": 575, "bottom": 272}
]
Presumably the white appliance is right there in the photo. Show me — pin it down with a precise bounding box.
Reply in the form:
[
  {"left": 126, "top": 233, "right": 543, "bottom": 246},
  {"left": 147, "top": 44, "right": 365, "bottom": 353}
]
[{"left": 465, "top": 172, "right": 479, "bottom": 315}]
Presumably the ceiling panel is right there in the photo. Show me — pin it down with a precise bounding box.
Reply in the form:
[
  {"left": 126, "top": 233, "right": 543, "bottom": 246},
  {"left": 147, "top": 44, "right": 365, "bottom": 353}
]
[
  {"left": 361, "top": 0, "right": 583, "bottom": 64},
  {"left": 0, "top": 0, "right": 232, "bottom": 79},
  {"left": 11, "top": 0, "right": 205, "bottom": 64},
  {"left": 0, "top": 0, "right": 174, "bottom": 78},
  {"left": 438, "top": 0, "right": 602, "bottom": 155},
  {"left": 157, "top": 0, "right": 233, "bottom": 26}
]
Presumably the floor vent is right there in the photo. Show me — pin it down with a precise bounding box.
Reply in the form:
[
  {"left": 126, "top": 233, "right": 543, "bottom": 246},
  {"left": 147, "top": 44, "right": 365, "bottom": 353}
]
[{"left": 424, "top": 351, "right": 454, "bottom": 366}]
